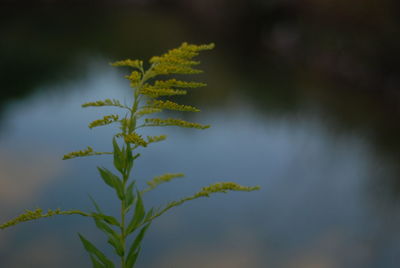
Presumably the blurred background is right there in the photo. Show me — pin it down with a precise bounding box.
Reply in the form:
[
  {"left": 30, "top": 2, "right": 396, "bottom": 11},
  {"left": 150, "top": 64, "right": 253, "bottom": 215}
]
[{"left": 1, "top": 0, "right": 400, "bottom": 267}]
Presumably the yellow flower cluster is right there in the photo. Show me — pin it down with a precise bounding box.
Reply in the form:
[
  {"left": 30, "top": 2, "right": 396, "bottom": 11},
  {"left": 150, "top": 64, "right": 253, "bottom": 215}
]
[
  {"left": 146, "top": 173, "right": 184, "bottom": 190},
  {"left": 135, "top": 107, "right": 162, "bottom": 117},
  {"left": 149, "top": 100, "right": 200, "bottom": 112},
  {"left": 152, "top": 65, "right": 202, "bottom": 75},
  {"left": 111, "top": 59, "right": 143, "bottom": 69},
  {"left": 63, "top": 146, "right": 94, "bottom": 160},
  {"left": 150, "top": 43, "right": 215, "bottom": 65},
  {"left": 125, "top": 71, "right": 141, "bottom": 82},
  {"left": 0, "top": 208, "right": 89, "bottom": 229},
  {"left": 82, "top": 99, "right": 127, "bottom": 109},
  {"left": 148, "top": 42, "right": 215, "bottom": 76},
  {"left": 145, "top": 118, "right": 210, "bottom": 129},
  {"left": 154, "top": 79, "right": 206, "bottom": 88},
  {"left": 195, "top": 182, "right": 261, "bottom": 198},
  {"left": 0, "top": 208, "right": 61, "bottom": 229},
  {"left": 89, "top": 115, "right": 119, "bottom": 129},
  {"left": 153, "top": 181, "right": 260, "bottom": 221},
  {"left": 124, "top": 132, "right": 147, "bottom": 147},
  {"left": 139, "top": 86, "right": 187, "bottom": 98},
  {"left": 147, "top": 135, "right": 167, "bottom": 144}
]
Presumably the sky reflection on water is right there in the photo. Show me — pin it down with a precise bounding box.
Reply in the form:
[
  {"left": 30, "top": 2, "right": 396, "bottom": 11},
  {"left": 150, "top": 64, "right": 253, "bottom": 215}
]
[{"left": 1, "top": 58, "right": 399, "bottom": 268}]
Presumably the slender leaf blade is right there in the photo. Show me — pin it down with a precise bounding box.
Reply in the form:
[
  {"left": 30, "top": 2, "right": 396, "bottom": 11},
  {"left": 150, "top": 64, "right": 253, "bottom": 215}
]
[
  {"left": 92, "top": 213, "right": 120, "bottom": 227},
  {"left": 78, "top": 233, "right": 115, "bottom": 268},
  {"left": 107, "top": 236, "right": 125, "bottom": 257},
  {"left": 90, "top": 255, "right": 106, "bottom": 268},
  {"left": 127, "top": 191, "right": 145, "bottom": 234},
  {"left": 126, "top": 223, "right": 151, "bottom": 268},
  {"left": 112, "top": 137, "right": 125, "bottom": 174},
  {"left": 97, "top": 167, "right": 125, "bottom": 200},
  {"left": 125, "top": 182, "right": 136, "bottom": 213}
]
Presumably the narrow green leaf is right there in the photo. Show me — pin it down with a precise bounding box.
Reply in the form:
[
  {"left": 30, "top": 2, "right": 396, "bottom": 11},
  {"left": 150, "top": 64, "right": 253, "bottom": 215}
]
[
  {"left": 126, "top": 223, "right": 151, "bottom": 268},
  {"left": 126, "top": 191, "right": 145, "bottom": 234},
  {"left": 92, "top": 213, "right": 120, "bottom": 227},
  {"left": 107, "top": 235, "right": 125, "bottom": 257},
  {"left": 144, "top": 208, "right": 155, "bottom": 222},
  {"left": 125, "top": 182, "right": 136, "bottom": 213},
  {"left": 90, "top": 255, "right": 105, "bottom": 268},
  {"left": 93, "top": 217, "right": 119, "bottom": 238},
  {"left": 97, "top": 167, "right": 125, "bottom": 200},
  {"left": 89, "top": 195, "right": 103, "bottom": 214},
  {"left": 112, "top": 137, "right": 125, "bottom": 174},
  {"left": 126, "top": 250, "right": 140, "bottom": 268},
  {"left": 85, "top": 219, "right": 123, "bottom": 261},
  {"left": 78, "top": 233, "right": 114, "bottom": 268}
]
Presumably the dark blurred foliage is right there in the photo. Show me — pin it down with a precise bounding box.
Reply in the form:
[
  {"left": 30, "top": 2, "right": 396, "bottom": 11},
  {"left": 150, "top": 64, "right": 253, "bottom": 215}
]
[{"left": 2, "top": 0, "right": 400, "bottom": 95}]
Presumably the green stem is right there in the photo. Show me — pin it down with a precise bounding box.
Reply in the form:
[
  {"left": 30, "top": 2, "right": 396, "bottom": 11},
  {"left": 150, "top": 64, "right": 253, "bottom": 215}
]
[
  {"left": 120, "top": 184, "right": 126, "bottom": 267},
  {"left": 119, "top": 64, "right": 150, "bottom": 268}
]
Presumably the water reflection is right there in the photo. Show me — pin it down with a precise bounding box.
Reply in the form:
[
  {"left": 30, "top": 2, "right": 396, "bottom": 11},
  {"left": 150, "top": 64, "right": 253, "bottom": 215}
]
[{"left": 0, "top": 59, "right": 399, "bottom": 267}]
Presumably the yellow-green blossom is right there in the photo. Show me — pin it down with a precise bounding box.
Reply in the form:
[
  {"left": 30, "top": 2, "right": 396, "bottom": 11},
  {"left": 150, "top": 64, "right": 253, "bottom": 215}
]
[
  {"left": 149, "top": 100, "right": 200, "bottom": 112},
  {"left": 139, "top": 85, "right": 187, "bottom": 98},
  {"left": 146, "top": 135, "right": 167, "bottom": 144},
  {"left": 89, "top": 115, "right": 119, "bottom": 129},
  {"left": 195, "top": 182, "right": 261, "bottom": 197},
  {"left": 154, "top": 79, "right": 206, "bottom": 88},
  {"left": 0, "top": 208, "right": 89, "bottom": 229},
  {"left": 63, "top": 147, "right": 111, "bottom": 160},
  {"left": 147, "top": 42, "right": 214, "bottom": 77},
  {"left": 82, "top": 99, "right": 129, "bottom": 109},
  {"left": 135, "top": 107, "right": 163, "bottom": 117},
  {"left": 63, "top": 146, "right": 93, "bottom": 160},
  {"left": 144, "top": 118, "right": 210, "bottom": 129},
  {"left": 146, "top": 173, "right": 184, "bottom": 190},
  {"left": 111, "top": 59, "right": 143, "bottom": 69},
  {"left": 125, "top": 71, "right": 141, "bottom": 82},
  {"left": 124, "top": 132, "right": 147, "bottom": 147}
]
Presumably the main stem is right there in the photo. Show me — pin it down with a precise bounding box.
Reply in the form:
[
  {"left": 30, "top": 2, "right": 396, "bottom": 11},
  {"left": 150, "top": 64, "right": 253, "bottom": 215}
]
[
  {"left": 120, "top": 79, "right": 142, "bottom": 268},
  {"left": 120, "top": 172, "right": 127, "bottom": 267}
]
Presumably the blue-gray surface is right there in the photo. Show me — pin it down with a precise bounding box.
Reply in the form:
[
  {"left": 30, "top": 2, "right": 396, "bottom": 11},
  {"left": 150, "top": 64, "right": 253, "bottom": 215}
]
[{"left": 0, "top": 59, "right": 399, "bottom": 268}]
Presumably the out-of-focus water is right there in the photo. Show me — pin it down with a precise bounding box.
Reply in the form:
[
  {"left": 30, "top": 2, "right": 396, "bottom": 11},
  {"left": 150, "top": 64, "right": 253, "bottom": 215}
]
[{"left": 1, "top": 6, "right": 400, "bottom": 268}]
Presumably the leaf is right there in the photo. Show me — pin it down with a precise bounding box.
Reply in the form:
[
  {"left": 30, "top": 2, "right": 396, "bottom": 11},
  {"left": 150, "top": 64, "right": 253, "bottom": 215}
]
[
  {"left": 124, "top": 182, "right": 136, "bottom": 213},
  {"left": 126, "top": 250, "right": 140, "bottom": 268},
  {"left": 97, "top": 167, "right": 124, "bottom": 200},
  {"left": 90, "top": 255, "right": 106, "bottom": 268},
  {"left": 126, "top": 223, "right": 151, "bottom": 268},
  {"left": 107, "top": 235, "right": 124, "bottom": 257},
  {"left": 126, "top": 191, "right": 145, "bottom": 234},
  {"left": 89, "top": 195, "right": 103, "bottom": 214},
  {"left": 78, "top": 233, "right": 115, "bottom": 268},
  {"left": 91, "top": 213, "right": 120, "bottom": 227},
  {"left": 144, "top": 208, "right": 155, "bottom": 222},
  {"left": 112, "top": 137, "right": 125, "bottom": 174},
  {"left": 93, "top": 217, "right": 119, "bottom": 238}
]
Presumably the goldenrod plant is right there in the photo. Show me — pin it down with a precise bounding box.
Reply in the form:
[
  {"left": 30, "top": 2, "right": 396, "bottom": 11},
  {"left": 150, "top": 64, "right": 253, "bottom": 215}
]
[{"left": 1, "top": 43, "right": 260, "bottom": 268}]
